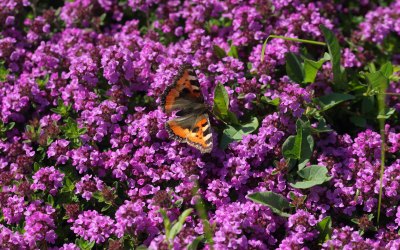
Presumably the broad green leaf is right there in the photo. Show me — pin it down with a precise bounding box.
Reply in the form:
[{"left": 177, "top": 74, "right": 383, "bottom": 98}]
[
  {"left": 213, "top": 84, "right": 229, "bottom": 118},
  {"left": 187, "top": 235, "right": 205, "bottom": 250},
  {"left": 380, "top": 62, "right": 393, "bottom": 78},
  {"left": 220, "top": 117, "right": 259, "bottom": 149},
  {"left": 285, "top": 52, "right": 304, "bottom": 83},
  {"left": 135, "top": 245, "right": 149, "bottom": 250},
  {"left": 168, "top": 208, "right": 193, "bottom": 240},
  {"left": 303, "top": 57, "right": 328, "bottom": 83},
  {"left": 365, "top": 70, "right": 388, "bottom": 122},
  {"left": 282, "top": 135, "right": 298, "bottom": 159},
  {"left": 282, "top": 119, "right": 314, "bottom": 170},
  {"left": 290, "top": 165, "right": 332, "bottom": 189},
  {"left": 247, "top": 191, "right": 291, "bottom": 217},
  {"left": 227, "top": 110, "right": 240, "bottom": 125},
  {"left": 320, "top": 25, "right": 344, "bottom": 87},
  {"left": 297, "top": 165, "right": 329, "bottom": 179},
  {"left": 298, "top": 120, "right": 314, "bottom": 170},
  {"left": 365, "top": 71, "right": 388, "bottom": 94},
  {"left": 317, "top": 93, "right": 355, "bottom": 111},
  {"left": 350, "top": 116, "right": 367, "bottom": 128},
  {"left": 228, "top": 45, "right": 238, "bottom": 58},
  {"left": 316, "top": 216, "right": 332, "bottom": 243},
  {"left": 213, "top": 45, "right": 227, "bottom": 59}
]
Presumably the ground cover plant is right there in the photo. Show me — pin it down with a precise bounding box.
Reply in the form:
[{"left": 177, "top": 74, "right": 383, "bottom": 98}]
[{"left": 1, "top": 0, "right": 400, "bottom": 249}]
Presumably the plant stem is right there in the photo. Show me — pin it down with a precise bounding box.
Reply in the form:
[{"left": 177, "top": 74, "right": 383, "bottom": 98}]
[
  {"left": 377, "top": 118, "right": 385, "bottom": 224},
  {"left": 261, "top": 35, "right": 326, "bottom": 62}
]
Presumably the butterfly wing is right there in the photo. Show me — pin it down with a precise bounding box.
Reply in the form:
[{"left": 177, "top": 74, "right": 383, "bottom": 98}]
[
  {"left": 162, "top": 65, "right": 213, "bottom": 153},
  {"left": 161, "top": 65, "right": 204, "bottom": 115},
  {"left": 166, "top": 113, "right": 213, "bottom": 153}
]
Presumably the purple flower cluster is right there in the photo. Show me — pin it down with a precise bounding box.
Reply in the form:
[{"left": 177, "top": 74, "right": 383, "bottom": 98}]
[
  {"left": 1, "top": 0, "right": 400, "bottom": 248},
  {"left": 31, "top": 166, "right": 65, "bottom": 195},
  {"left": 71, "top": 210, "right": 115, "bottom": 244},
  {"left": 358, "top": 0, "right": 400, "bottom": 43}
]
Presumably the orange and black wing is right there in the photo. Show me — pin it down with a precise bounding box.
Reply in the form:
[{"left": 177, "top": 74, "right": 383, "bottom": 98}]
[
  {"left": 166, "top": 113, "right": 213, "bottom": 154},
  {"left": 161, "top": 64, "right": 204, "bottom": 115}
]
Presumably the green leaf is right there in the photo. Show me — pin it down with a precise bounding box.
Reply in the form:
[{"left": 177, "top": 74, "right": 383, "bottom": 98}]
[
  {"left": 91, "top": 191, "right": 104, "bottom": 202},
  {"left": 33, "top": 162, "right": 40, "bottom": 172},
  {"left": 220, "top": 117, "right": 259, "bottom": 149},
  {"left": 261, "top": 96, "right": 280, "bottom": 106},
  {"left": 303, "top": 57, "right": 328, "bottom": 83},
  {"left": 282, "top": 119, "right": 314, "bottom": 170},
  {"left": 285, "top": 52, "right": 304, "bottom": 83},
  {"left": 228, "top": 45, "right": 238, "bottom": 58},
  {"left": 0, "top": 121, "right": 15, "bottom": 140},
  {"left": 168, "top": 208, "right": 193, "bottom": 240},
  {"left": 350, "top": 116, "right": 367, "bottom": 128},
  {"left": 290, "top": 165, "right": 332, "bottom": 189},
  {"left": 247, "top": 191, "right": 291, "bottom": 217},
  {"left": 377, "top": 108, "right": 395, "bottom": 119},
  {"left": 312, "top": 118, "right": 332, "bottom": 133},
  {"left": 37, "top": 74, "right": 50, "bottom": 90},
  {"left": 366, "top": 71, "right": 388, "bottom": 94},
  {"left": 317, "top": 93, "right": 355, "bottom": 111},
  {"left": 213, "top": 45, "right": 227, "bottom": 59},
  {"left": 0, "top": 61, "right": 9, "bottom": 82},
  {"left": 227, "top": 111, "right": 239, "bottom": 125},
  {"left": 61, "top": 117, "right": 86, "bottom": 141},
  {"left": 320, "top": 25, "right": 344, "bottom": 87},
  {"left": 47, "top": 194, "right": 54, "bottom": 206},
  {"left": 174, "top": 198, "right": 183, "bottom": 208},
  {"left": 75, "top": 238, "right": 95, "bottom": 250},
  {"left": 160, "top": 209, "right": 171, "bottom": 238},
  {"left": 316, "top": 216, "right": 332, "bottom": 243},
  {"left": 282, "top": 135, "right": 298, "bottom": 159},
  {"left": 213, "top": 83, "right": 229, "bottom": 119},
  {"left": 51, "top": 99, "right": 71, "bottom": 117},
  {"left": 380, "top": 62, "right": 393, "bottom": 78},
  {"left": 101, "top": 204, "right": 112, "bottom": 212},
  {"left": 187, "top": 235, "right": 205, "bottom": 250}
]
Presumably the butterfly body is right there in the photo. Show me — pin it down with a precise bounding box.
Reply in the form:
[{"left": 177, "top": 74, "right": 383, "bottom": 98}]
[{"left": 161, "top": 65, "right": 213, "bottom": 153}]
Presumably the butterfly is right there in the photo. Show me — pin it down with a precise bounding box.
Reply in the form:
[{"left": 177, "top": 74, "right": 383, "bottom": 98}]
[{"left": 161, "top": 64, "right": 213, "bottom": 153}]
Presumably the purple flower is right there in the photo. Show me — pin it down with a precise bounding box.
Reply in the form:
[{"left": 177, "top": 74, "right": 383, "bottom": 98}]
[
  {"left": 31, "top": 166, "right": 65, "bottom": 196},
  {"left": 47, "top": 139, "right": 70, "bottom": 164},
  {"left": 322, "top": 226, "right": 372, "bottom": 249},
  {"left": 115, "top": 200, "right": 158, "bottom": 241},
  {"left": 24, "top": 211, "right": 57, "bottom": 246},
  {"left": 0, "top": 225, "right": 26, "bottom": 249},
  {"left": 75, "top": 174, "right": 104, "bottom": 200},
  {"left": 2, "top": 195, "right": 25, "bottom": 224},
  {"left": 71, "top": 210, "right": 115, "bottom": 243}
]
